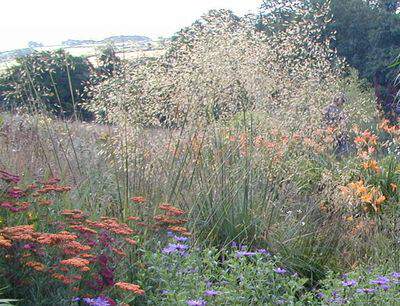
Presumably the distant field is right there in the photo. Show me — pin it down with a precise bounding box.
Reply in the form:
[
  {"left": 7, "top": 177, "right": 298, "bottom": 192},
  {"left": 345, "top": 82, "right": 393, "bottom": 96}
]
[{"left": 0, "top": 46, "right": 165, "bottom": 72}]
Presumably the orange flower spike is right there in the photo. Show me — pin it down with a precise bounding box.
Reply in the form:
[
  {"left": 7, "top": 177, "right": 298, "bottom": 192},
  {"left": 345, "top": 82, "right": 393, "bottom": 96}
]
[{"left": 115, "top": 282, "right": 145, "bottom": 295}]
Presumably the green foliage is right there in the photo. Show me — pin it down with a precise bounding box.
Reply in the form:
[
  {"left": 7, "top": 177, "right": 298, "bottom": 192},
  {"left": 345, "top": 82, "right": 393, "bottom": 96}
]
[{"left": 0, "top": 50, "right": 93, "bottom": 120}]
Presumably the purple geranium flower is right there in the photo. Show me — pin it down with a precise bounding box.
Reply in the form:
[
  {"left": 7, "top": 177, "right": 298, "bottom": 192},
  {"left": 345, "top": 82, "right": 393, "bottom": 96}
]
[
  {"left": 316, "top": 292, "right": 325, "bottom": 299},
  {"left": 81, "top": 296, "right": 113, "bottom": 306},
  {"left": 356, "top": 288, "right": 376, "bottom": 294},
  {"left": 381, "top": 284, "right": 390, "bottom": 291},
  {"left": 204, "top": 290, "right": 221, "bottom": 297},
  {"left": 342, "top": 279, "right": 357, "bottom": 287},
  {"left": 257, "top": 248, "right": 270, "bottom": 255},
  {"left": 370, "top": 276, "right": 390, "bottom": 286},
  {"left": 162, "top": 243, "right": 189, "bottom": 254},
  {"left": 392, "top": 272, "right": 400, "bottom": 279},
  {"left": 236, "top": 251, "right": 257, "bottom": 258},
  {"left": 174, "top": 235, "right": 189, "bottom": 242},
  {"left": 187, "top": 299, "right": 207, "bottom": 306},
  {"left": 274, "top": 267, "right": 287, "bottom": 275}
]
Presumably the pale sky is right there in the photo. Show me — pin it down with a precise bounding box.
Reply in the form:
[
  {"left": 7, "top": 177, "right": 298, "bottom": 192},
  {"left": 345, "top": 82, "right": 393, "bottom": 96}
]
[{"left": 1, "top": 0, "right": 262, "bottom": 51}]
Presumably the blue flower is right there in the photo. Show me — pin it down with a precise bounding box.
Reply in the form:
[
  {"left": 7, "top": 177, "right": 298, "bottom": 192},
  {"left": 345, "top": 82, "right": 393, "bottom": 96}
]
[
  {"left": 204, "top": 290, "right": 221, "bottom": 297},
  {"left": 187, "top": 299, "right": 207, "bottom": 306},
  {"left": 236, "top": 251, "right": 257, "bottom": 258},
  {"left": 274, "top": 267, "right": 287, "bottom": 275},
  {"left": 356, "top": 288, "right": 375, "bottom": 294},
  {"left": 342, "top": 279, "right": 357, "bottom": 287},
  {"left": 392, "top": 272, "right": 400, "bottom": 279},
  {"left": 81, "top": 297, "right": 113, "bottom": 306},
  {"left": 257, "top": 248, "right": 270, "bottom": 255},
  {"left": 370, "top": 276, "right": 390, "bottom": 286},
  {"left": 162, "top": 243, "right": 189, "bottom": 254},
  {"left": 174, "top": 235, "right": 189, "bottom": 242}
]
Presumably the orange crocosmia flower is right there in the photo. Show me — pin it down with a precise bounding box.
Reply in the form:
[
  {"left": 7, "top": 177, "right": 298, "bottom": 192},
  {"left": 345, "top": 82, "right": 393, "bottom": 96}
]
[
  {"left": 115, "top": 282, "right": 145, "bottom": 295},
  {"left": 131, "top": 196, "right": 146, "bottom": 203},
  {"left": 390, "top": 183, "right": 397, "bottom": 192},
  {"left": 354, "top": 136, "right": 364, "bottom": 144},
  {"left": 360, "top": 193, "right": 373, "bottom": 203},
  {"left": 362, "top": 160, "right": 380, "bottom": 173},
  {"left": 374, "top": 195, "right": 386, "bottom": 207}
]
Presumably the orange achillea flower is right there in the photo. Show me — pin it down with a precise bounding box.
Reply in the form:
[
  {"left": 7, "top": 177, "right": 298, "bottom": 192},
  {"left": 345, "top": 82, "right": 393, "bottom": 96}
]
[
  {"left": 61, "top": 209, "right": 87, "bottom": 220},
  {"left": 168, "top": 226, "right": 191, "bottom": 236},
  {"left": 112, "top": 247, "right": 127, "bottom": 257},
  {"left": 36, "top": 231, "right": 77, "bottom": 245},
  {"left": 52, "top": 273, "right": 81, "bottom": 285},
  {"left": 25, "top": 261, "right": 45, "bottom": 272},
  {"left": 80, "top": 253, "right": 96, "bottom": 259},
  {"left": 63, "top": 241, "right": 91, "bottom": 255},
  {"left": 85, "top": 218, "right": 134, "bottom": 235},
  {"left": 125, "top": 238, "right": 137, "bottom": 246},
  {"left": 69, "top": 225, "right": 97, "bottom": 234},
  {"left": 60, "top": 257, "right": 90, "bottom": 268},
  {"left": 131, "top": 196, "right": 146, "bottom": 203},
  {"left": 0, "top": 235, "right": 12, "bottom": 248},
  {"left": 154, "top": 215, "right": 188, "bottom": 225},
  {"left": 115, "top": 282, "right": 145, "bottom": 295},
  {"left": 1, "top": 225, "right": 35, "bottom": 241},
  {"left": 158, "top": 203, "right": 186, "bottom": 216}
]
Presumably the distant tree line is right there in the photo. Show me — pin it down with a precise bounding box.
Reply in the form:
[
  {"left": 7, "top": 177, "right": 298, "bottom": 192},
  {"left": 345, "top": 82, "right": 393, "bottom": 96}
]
[{"left": 0, "top": 46, "right": 121, "bottom": 120}]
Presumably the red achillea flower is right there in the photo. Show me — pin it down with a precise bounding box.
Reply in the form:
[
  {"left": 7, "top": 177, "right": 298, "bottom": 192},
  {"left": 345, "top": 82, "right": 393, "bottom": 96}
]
[
  {"left": 130, "top": 196, "right": 146, "bottom": 203},
  {"left": 125, "top": 238, "right": 137, "bottom": 246},
  {"left": 127, "top": 216, "right": 140, "bottom": 221},
  {"left": 8, "top": 188, "right": 25, "bottom": 199},
  {"left": 0, "top": 170, "right": 20, "bottom": 184},
  {"left": 38, "top": 199, "right": 53, "bottom": 206},
  {"left": 115, "top": 282, "right": 145, "bottom": 295},
  {"left": 40, "top": 177, "right": 61, "bottom": 185},
  {"left": 1, "top": 201, "right": 31, "bottom": 212}
]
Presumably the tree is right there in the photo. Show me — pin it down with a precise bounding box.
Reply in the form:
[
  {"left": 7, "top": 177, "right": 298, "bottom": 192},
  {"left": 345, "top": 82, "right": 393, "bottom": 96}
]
[
  {"left": 258, "top": 0, "right": 400, "bottom": 120},
  {"left": 0, "top": 49, "right": 93, "bottom": 120},
  {"left": 96, "top": 44, "right": 121, "bottom": 78}
]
